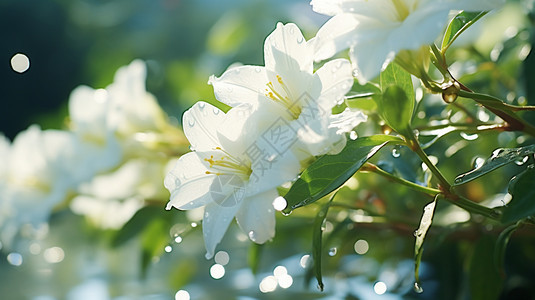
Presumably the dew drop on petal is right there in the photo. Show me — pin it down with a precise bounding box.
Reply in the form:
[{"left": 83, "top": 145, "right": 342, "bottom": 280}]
[
  {"left": 213, "top": 108, "right": 220, "bottom": 115},
  {"left": 296, "top": 35, "right": 304, "bottom": 44},
  {"left": 199, "top": 102, "right": 206, "bottom": 109},
  {"left": 248, "top": 231, "right": 257, "bottom": 242},
  {"left": 349, "top": 131, "right": 358, "bottom": 140},
  {"left": 187, "top": 117, "right": 195, "bottom": 127}
]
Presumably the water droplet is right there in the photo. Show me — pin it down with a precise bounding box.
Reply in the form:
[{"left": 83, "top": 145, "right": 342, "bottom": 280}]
[
  {"left": 413, "top": 282, "right": 424, "bottom": 293},
  {"left": 349, "top": 131, "right": 358, "bottom": 140},
  {"left": 199, "top": 102, "right": 206, "bottom": 109},
  {"left": 413, "top": 230, "right": 422, "bottom": 237},
  {"left": 460, "top": 132, "right": 479, "bottom": 141},
  {"left": 289, "top": 26, "right": 295, "bottom": 34},
  {"left": 392, "top": 146, "right": 401, "bottom": 158},
  {"left": 281, "top": 210, "right": 292, "bottom": 216},
  {"left": 296, "top": 36, "right": 304, "bottom": 44},
  {"left": 187, "top": 117, "right": 195, "bottom": 127},
  {"left": 454, "top": 175, "right": 464, "bottom": 184},
  {"left": 515, "top": 156, "right": 529, "bottom": 166},
  {"left": 328, "top": 247, "right": 337, "bottom": 256},
  {"left": 248, "top": 231, "right": 257, "bottom": 242},
  {"left": 272, "top": 196, "right": 287, "bottom": 211},
  {"left": 213, "top": 108, "right": 220, "bottom": 115}
]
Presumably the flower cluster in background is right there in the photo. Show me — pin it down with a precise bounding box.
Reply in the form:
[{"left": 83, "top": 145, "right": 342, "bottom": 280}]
[{"left": 0, "top": 60, "right": 187, "bottom": 249}]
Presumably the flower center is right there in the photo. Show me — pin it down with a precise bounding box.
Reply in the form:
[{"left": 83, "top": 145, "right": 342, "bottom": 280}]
[
  {"left": 204, "top": 147, "right": 252, "bottom": 178},
  {"left": 390, "top": 0, "right": 411, "bottom": 22},
  {"left": 265, "top": 75, "right": 301, "bottom": 119}
]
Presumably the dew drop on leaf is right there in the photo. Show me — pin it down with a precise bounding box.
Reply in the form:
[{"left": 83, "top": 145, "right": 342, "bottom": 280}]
[
  {"left": 515, "top": 156, "right": 529, "bottom": 166},
  {"left": 328, "top": 247, "right": 337, "bottom": 256},
  {"left": 392, "top": 147, "right": 401, "bottom": 158}
]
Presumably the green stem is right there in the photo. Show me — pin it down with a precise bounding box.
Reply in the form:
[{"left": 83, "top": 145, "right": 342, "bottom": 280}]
[
  {"left": 362, "top": 163, "right": 440, "bottom": 196},
  {"left": 407, "top": 132, "right": 452, "bottom": 192}
]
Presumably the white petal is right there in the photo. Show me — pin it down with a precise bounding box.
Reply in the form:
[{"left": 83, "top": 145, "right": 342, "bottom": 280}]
[
  {"left": 264, "top": 23, "right": 312, "bottom": 75},
  {"left": 246, "top": 140, "right": 301, "bottom": 195},
  {"left": 235, "top": 189, "right": 279, "bottom": 244},
  {"left": 202, "top": 202, "right": 241, "bottom": 259},
  {"left": 182, "top": 101, "right": 226, "bottom": 152},
  {"left": 209, "top": 65, "right": 269, "bottom": 108},
  {"left": 313, "top": 13, "right": 360, "bottom": 61},
  {"left": 68, "top": 85, "right": 109, "bottom": 139},
  {"left": 164, "top": 152, "right": 216, "bottom": 210},
  {"left": 329, "top": 107, "right": 368, "bottom": 134},
  {"left": 315, "top": 58, "right": 354, "bottom": 110}
]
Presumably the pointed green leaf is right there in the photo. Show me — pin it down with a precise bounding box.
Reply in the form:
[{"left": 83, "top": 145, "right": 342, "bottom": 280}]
[
  {"left": 111, "top": 206, "right": 165, "bottom": 248},
  {"left": 453, "top": 144, "right": 535, "bottom": 186},
  {"left": 283, "top": 135, "right": 403, "bottom": 213},
  {"left": 312, "top": 192, "right": 337, "bottom": 291},
  {"left": 502, "top": 166, "right": 535, "bottom": 223},
  {"left": 414, "top": 198, "right": 437, "bottom": 288},
  {"left": 248, "top": 243, "right": 263, "bottom": 275},
  {"left": 378, "top": 62, "right": 415, "bottom": 135},
  {"left": 494, "top": 222, "right": 521, "bottom": 277},
  {"left": 442, "top": 11, "right": 488, "bottom": 53}
]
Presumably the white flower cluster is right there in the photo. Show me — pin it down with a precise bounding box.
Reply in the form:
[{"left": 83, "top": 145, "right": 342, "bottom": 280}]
[
  {"left": 0, "top": 60, "right": 183, "bottom": 248},
  {"left": 164, "top": 0, "right": 505, "bottom": 258},
  {"left": 164, "top": 23, "right": 367, "bottom": 258}
]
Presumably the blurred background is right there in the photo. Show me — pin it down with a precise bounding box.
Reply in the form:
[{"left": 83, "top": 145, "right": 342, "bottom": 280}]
[{"left": 2, "top": 0, "right": 535, "bottom": 299}]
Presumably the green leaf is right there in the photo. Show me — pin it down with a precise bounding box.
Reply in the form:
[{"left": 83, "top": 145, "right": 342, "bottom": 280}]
[
  {"left": 494, "top": 222, "right": 521, "bottom": 277},
  {"left": 312, "top": 192, "right": 337, "bottom": 291},
  {"left": 453, "top": 144, "right": 535, "bottom": 186},
  {"left": 441, "top": 11, "right": 487, "bottom": 54},
  {"left": 414, "top": 198, "right": 437, "bottom": 290},
  {"left": 378, "top": 62, "right": 415, "bottom": 135},
  {"left": 111, "top": 206, "right": 166, "bottom": 248},
  {"left": 283, "top": 135, "right": 402, "bottom": 213},
  {"left": 502, "top": 167, "right": 535, "bottom": 223},
  {"left": 469, "top": 236, "right": 504, "bottom": 300},
  {"left": 248, "top": 243, "right": 263, "bottom": 275}
]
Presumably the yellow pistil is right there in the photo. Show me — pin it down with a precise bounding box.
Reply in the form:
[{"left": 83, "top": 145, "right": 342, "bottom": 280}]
[
  {"left": 203, "top": 147, "right": 252, "bottom": 178},
  {"left": 391, "top": 0, "right": 410, "bottom": 21},
  {"left": 265, "top": 75, "right": 301, "bottom": 119}
]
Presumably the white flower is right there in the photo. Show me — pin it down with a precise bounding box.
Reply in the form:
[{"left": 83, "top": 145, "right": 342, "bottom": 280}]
[
  {"left": 70, "top": 158, "right": 172, "bottom": 229},
  {"left": 311, "top": 0, "right": 505, "bottom": 83},
  {"left": 209, "top": 22, "right": 366, "bottom": 159},
  {"left": 0, "top": 126, "right": 82, "bottom": 247},
  {"left": 68, "top": 60, "right": 176, "bottom": 161},
  {"left": 164, "top": 101, "right": 301, "bottom": 258}
]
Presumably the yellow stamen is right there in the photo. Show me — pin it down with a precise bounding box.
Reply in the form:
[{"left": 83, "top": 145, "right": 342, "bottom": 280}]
[
  {"left": 203, "top": 149, "right": 252, "bottom": 178},
  {"left": 264, "top": 75, "right": 301, "bottom": 119}
]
